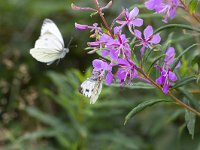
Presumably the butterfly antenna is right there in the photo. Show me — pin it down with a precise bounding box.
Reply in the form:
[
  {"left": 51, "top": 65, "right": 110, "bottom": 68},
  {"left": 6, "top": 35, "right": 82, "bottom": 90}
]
[
  {"left": 67, "top": 37, "right": 73, "bottom": 48},
  {"left": 56, "top": 59, "right": 61, "bottom": 65}
]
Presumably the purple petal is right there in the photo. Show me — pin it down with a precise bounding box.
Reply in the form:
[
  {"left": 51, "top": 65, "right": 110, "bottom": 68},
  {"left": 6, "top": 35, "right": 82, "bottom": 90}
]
[
  {"left": 132, "top": 18, "right": 143, "bottom": 27},
  {"left": 116, "top": 68, "right": 126, "bottom": 80},
  {"left": 156, "top": 75, "right": 165, "bottom": 84},
  {"left": 92, "top": 59, "right": 103, "bottom": 70},
  {"left": 129, "top": 7, "right": 139, "bottom": 19},
  {"left": 144, "top": 25, "right": 153, "bottom": 40},
  {"left": 134, "top": 29, "right": 142, "bottom": 39},
  {"left": 116, "top": 20, "right": 127, "bottom": 25},
  {"left": 114, "top": 26, "right": 122, "bottom": 34},
  {"left": 166, "top": 47, "right": 175, "bottom": 57},
  {"left": 140, "top": 45, "right": 146, "bottom": 57},
  {"left": 145, "top": 0, "right": 160, "bottom": 10},
  {"left": 169, "top": 7, "right": 177, "bottom": 19},
  {"left": 175, "top": 61, "right": 181, "bottom": 69},
  {"left": 163, "top": 81, "right": 170, "bottom": 94},
  {"left": 92, "top": 59, "right": 111, "bottom": 71},
  {"left": 169, "top": 71, "right": 177, "bottom": 82},
  {"left": 117, "top": 58, "right": 128, "bottom": 66},
  {"left": 102, "top": 50, "right": 109, "bottom": 57},
  {"left": 87, "top": 41, "right": 100, "bottom": 46},
  {"left": 106, "top": 71, "right": 113, "bottom": 85},
  {"left": 75, "top": 23, "right": 89, "bottom": 30},
  {"left": 110, "top": 49, "right": 118, "bottom": 60},
  {"left": 149, "top": 34, "right": 161, "bottom": 44},
  {"left": 133, "top": 69, "right": 138, "bottom": 78},
  {"left": 100, "top": 33, "right": 113, "bottom": 43},
  {"left": 164, "top": 47, "right": 175, "bottom": 65}
]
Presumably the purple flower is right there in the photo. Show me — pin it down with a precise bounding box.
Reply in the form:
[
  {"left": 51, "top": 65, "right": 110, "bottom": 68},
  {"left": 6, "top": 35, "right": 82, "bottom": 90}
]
[
  {"left": 164, "top": 47, "right": 181, "bottom": 68},
  {"left": 116, "top": 7, "right": 143, "bottom": 33},
  {"left": 134, "top": 25, "right": 161, "bottom": 56},
  {"left": 145, "top": 0, "right": 162, "bottom": 11},
  {"left": 100, "top": 33, "right": 131, "bottom": 59},
  {"left": 145, "top": 0, "right": 180, "bottom": 23},
  {"left": 116, "top": 58, "right": 138, "bottom": 85},
  {"left": 92, "top": 59, "right": 113, "bottom": 85},
  {"left": 155, "top": 47, "right": 180, "bottom": 94},
  {"left": 156, "top": 68, "right": 177, "bottom": 94}
]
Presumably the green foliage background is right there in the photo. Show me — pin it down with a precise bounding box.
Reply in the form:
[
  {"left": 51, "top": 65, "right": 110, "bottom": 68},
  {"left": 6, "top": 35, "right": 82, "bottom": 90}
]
[{"left": 0, "top": 0, "right": 199, "bottom": 150}]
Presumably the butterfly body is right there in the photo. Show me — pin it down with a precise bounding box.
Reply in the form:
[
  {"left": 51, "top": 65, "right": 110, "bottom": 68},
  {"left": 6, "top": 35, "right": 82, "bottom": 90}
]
[{"left": 30, "top": 18, "right": 68, "bottom": 65}]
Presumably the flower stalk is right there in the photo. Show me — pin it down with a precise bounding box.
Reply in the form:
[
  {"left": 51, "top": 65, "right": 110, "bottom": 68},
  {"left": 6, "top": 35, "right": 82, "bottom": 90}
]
[
  {"left": 93, "top": 0, "right": 200, "bottom": 116},
  {"left": 94, "top": 0, "right": 114, "bottom": 37}
]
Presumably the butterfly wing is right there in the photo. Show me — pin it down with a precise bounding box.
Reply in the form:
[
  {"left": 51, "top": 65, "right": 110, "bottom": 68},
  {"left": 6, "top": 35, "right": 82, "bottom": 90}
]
[
  {"left": 79, "top": 77, "right": 103, "bottom": 104},
  {"left": 90, "top": 80, "right": 102, "bottom": 104},
  {"left": 41, "top": 18, "right": 64, "bottom": 47},
  {"left": 30, "top": 33, "right": 65, "bottom": 63}
]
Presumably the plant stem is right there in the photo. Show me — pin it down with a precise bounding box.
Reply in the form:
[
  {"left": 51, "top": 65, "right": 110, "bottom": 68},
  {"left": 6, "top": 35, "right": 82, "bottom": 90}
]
[
  {"left": 94, "top": 0, "right": 200, "bottom": 116},
  {"left": 179, "top": 0, "right": 200, "bottom": 24},
  {"left": 94, "top": 0, "right": 114, "bottom": 37},
  {"left": 135, "top": 66, "right": 200, "bottom": 117}
]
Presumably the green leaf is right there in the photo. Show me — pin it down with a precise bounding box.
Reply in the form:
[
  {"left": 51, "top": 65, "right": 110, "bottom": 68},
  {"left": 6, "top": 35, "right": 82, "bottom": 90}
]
[
  {"left": 147, "top": 54, "right": 166, "bottom": 74},
  {"left": 25, "top": 107, "right": 66, "bottom": 129},
  {"left": 189, "top": 0, "right": 198, "bottom": 14},
  {"left": 16, "top": 128, "right": 62, "bottom": 143},
  {"left": 171, "top": 44, "right": 197, "bottom": 71},
  {"left": 178, "top": 88, "right": 200, "bottom": 112},
  {"left": 124, "top": 99, "right": 172, "bottom": 125},
  {"left": 111, "top": 82, "right": 155, "bottom": 89},
  {"left": 154, "top": 24, "right": 200, "bottom": 34},
  {"left": 184, "top": 98, "right": 196, "bottom": 139},
  {"left": 172, "top": 76, "right": 197, "bottom": 89},
  {"left": 191, "top": 55, "right": 200, "bottom": 67}
]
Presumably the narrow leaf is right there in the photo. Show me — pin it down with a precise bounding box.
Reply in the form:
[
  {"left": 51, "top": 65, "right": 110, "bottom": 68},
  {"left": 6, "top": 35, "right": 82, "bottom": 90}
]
[
  {"left": 184, "top": 98, "right": 196, "bottom": 139},
  {"left": 191, "top": 55, "right": 200, "bottom": 67},
  {"left": 154, "top": 24, "right": 200, "bottom": 34},
  {"left": 147, "top": 54, "right": 166, "bottom": 74},
  {"left": 25, "top": 107, "right": 66, "bottom": 129},
  {"left": 189, "top": 0, "right": 198, "bottom": 14},
  {"left": 124, "top": 99, "right": 172, "bottom": 125},
  {"left": 111, "top": 82, "right": 155, "bottom": 89},
  {"left": 171, "top": 44, "right": 197, "bottom": 71},
  {"left": 178, "top": 88, "right": 200, "bottom": 112},
  {"left": 172, "top": 76, "right": 197, "bottom": 89}
]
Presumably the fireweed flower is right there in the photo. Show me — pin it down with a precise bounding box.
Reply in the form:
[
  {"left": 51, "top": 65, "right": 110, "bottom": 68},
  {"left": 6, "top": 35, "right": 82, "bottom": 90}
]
[
  {"left": 92, "top": 31, "right": 131, "bottom": 59},
  {"left": 116, "top": 7, "right": 143, "bottom": 33},
  {"left": 116, "top": 58, "right": 138, "bottom": 85},
  {"left": 92, "top": 59, "right": 114, "bottom": 85},
  {"left": 145, "top": 0, "right": 180, "bottom": 23},
  {"left": 155, "top": 47, "right": 180, "bottom": 94},
  {"left": 134, "top": 25, "right": 161, "bottom": 56}
]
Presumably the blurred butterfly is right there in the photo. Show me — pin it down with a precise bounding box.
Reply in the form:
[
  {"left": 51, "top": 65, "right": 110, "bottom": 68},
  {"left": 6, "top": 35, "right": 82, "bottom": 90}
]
[
  {"left": 79, "top": 73, "right": 103, "bottom": 104},
  {"left": 30, "top": 18, "right": 69, "bottom": 65}
]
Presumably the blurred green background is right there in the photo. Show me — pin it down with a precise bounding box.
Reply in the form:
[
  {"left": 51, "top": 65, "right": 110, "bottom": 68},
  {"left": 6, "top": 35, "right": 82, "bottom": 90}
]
[{"left": 0, "top": 0, "right": 200, "bottom": 150}]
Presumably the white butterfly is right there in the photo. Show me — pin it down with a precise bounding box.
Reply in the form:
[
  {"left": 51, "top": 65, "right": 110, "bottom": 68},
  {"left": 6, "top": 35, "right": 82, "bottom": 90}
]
[
  {"left": 79, "top": 74, "right": 103, "bottom": 104},
  {"left": 30, "top": 18, "right": 69, "bottom": 65}
]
